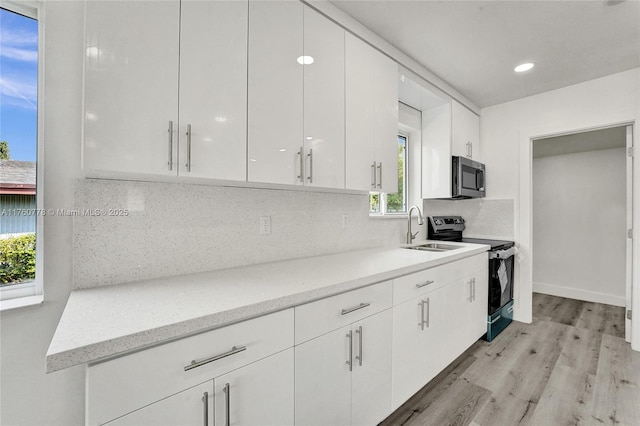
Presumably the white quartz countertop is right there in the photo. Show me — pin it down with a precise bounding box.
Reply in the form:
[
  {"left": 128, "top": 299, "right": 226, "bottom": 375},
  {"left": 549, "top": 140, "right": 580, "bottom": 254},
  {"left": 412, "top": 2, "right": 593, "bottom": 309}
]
[{"left": 46, "top": 241, "right": 489, "bottom": 373}]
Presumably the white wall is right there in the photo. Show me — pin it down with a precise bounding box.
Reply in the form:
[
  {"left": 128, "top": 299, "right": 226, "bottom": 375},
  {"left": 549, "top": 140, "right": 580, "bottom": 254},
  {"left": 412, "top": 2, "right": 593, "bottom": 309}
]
[
  {"left": 481, "top": 68, "right": 639, "bottom": 336},
  {"left": 533, "top": 148, "right": 626, "bottom": 306}
]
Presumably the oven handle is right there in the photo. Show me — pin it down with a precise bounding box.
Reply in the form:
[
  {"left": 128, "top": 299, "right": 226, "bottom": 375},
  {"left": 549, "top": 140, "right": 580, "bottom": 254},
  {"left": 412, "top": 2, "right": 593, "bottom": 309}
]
[{"left": 489, "top": 247, "right": 516, "bottom": 259}]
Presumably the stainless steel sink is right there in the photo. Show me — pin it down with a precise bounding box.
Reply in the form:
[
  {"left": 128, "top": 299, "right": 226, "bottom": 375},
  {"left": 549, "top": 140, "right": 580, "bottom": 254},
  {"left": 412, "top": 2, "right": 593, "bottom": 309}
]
[{"left": 403, "top": 243, "right": 461, "bottom": 252}]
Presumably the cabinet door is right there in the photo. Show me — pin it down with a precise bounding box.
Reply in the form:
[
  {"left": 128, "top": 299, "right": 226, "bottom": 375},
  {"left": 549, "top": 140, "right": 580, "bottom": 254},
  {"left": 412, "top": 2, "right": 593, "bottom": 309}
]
[
  {"left": 214, "top": 349, "right": 294, "bottom": 426},
  {"left": 467, "top": 269, "right": 489, "bottom": 343},
  {"left": 104, "top": 381, "right": 213, "bottom": 426},
  {"left": 83, "top": 1, "right": 180, "bottom": 176},
  {"left": 295, "top": 326, "right": 352, "bottom": 426},
  {"left": 391, "top": 297, "right": 427, "bottom": 409},
  {"left": 373, "top": 52, "right": 399, "bottom": 194},
  {"left": 178, "top": 0, "right": 247, "bottom": 181},
  {"left": 421, "top": 102, "right": 452, "bottom": 199},
  {"left": 451, "top": 100, "right": 480, "bottom": 160},
  {"left": 351, "top": 309, "right": 393, "bottom": 426},
  {"left": 303, "top": 7, "right": 345, "bottom": 189},
  {"left": 345, "top": 33, "right": 376, "bottom": 191},
  {"left": 247, "top": 0, "right": 303, "bottom": 185}
]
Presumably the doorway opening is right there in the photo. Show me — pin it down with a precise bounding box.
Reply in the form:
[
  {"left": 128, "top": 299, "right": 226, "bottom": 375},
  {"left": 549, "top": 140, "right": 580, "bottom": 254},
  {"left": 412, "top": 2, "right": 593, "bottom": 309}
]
[{"left": 531, "top": 125, "right": 633, "bottom": 341}]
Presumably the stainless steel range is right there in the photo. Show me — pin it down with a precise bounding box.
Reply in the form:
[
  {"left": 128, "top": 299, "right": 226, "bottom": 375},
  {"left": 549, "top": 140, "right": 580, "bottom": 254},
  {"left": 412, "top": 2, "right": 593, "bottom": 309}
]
[{"left": 427, "top": 215, "right": 515, "bottom": 341}]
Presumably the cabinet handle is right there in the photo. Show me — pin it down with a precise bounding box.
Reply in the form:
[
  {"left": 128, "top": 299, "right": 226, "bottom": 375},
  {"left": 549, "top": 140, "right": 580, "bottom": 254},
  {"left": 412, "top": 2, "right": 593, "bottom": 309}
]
[
  {"left": 371, "top": 161, "right": 377, "bottom": 189},
  {"left": 472, "top": 278, "right": 476, "bottom": 302},
  {"left": 415, "top": 280, "right": 434, "bottom": 289},
  {"left": 223, "top": 383, "right": 230, "bottom": 426},
  {"left": 168, "top": 120, "right": 174, "bottom": 171},
  {"left": 426, "top": 298, "right": 430, "bottom": 328},
  {"left": 355, "top": 326, "right": 363, "bottom": 367},
  {"left": 202, "top": 392, "right": 208, "bottom": 426},
  {"left": 186, "top": 124, "right": 192, "bottom": 172},
  {"left": 377, "top": 162, "right": 382, "bottom": 189},
  {"left": 341, "top": 302, "right": 371, "bottom": 315},
  {"left": 184, "top": 345, "right": 246, "bottom": 371},
  {"left": 469, "top": 279, "right": 474, "bottom": 302},
  {"left": 419, "top": 298, "right": 430, "bottom": 330},
  {"left": 346, "top": 330, "right": 353, "bottom": 371},
  {"left": 307, "top": 148, "right": 313, "bottom": 183},
  {"left": 297, "top": 147, "right": 304, "bottom": 183},
  {"left": 466, "top": 141, "right": 473, "bottom": 158}
]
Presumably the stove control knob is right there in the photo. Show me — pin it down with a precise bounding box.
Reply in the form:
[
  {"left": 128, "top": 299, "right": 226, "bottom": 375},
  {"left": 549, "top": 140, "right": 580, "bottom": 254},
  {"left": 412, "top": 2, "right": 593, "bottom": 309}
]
[{"left": 434, "top": 219, "right": 442, "bottom": 225}]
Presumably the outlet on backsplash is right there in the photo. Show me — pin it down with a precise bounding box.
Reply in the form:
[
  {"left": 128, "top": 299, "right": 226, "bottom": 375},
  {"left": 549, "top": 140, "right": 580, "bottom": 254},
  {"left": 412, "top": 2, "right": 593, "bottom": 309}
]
[{"left": 260, "top": 216, "right": 272, "bottom": 235}]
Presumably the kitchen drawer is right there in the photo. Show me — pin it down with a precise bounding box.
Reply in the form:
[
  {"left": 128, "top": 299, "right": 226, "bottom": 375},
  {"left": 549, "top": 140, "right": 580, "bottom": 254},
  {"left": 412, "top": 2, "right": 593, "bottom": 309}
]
[
  {"left": 295, "top": 281, "right": 392, "bottom": 345},
  {"left": 87, "top": 308, "right": 294, "bottom": 426},
  {"left": 393, "top": 253, "right": 488, "bottom": 305}
]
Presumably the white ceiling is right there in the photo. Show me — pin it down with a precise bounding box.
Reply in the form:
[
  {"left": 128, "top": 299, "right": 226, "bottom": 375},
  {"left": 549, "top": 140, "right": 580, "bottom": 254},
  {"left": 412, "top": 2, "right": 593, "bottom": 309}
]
[{"left": 330, "top": 0, "right": 640, "bottom": 108}]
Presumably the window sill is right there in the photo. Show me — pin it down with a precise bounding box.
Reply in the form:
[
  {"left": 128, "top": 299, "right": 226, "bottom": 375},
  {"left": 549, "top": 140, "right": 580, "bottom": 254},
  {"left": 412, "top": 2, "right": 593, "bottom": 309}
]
[
  {"left": 0, "top": 294, "right": 44, "bottom": 312},
  {"left": 369, "top": 214, "right": 407, "bottom": 220}
]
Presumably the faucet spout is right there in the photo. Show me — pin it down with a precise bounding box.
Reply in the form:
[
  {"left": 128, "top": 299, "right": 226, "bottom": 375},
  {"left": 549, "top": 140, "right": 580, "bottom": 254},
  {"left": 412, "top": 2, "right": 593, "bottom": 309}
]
[{"left": 407, "top": 205, "right": 424, "bottom": 244}]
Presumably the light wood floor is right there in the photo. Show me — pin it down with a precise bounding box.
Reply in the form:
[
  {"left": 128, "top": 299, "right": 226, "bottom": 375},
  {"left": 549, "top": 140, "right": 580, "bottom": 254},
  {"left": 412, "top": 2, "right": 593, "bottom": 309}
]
[{"left": 380, "top": 293, "right": 640, "bottom": 426}]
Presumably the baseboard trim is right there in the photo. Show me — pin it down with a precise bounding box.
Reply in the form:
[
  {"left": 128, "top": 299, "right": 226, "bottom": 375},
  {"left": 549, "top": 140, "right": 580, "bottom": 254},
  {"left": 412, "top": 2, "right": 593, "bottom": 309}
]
[{"left": 533, "top": 282, "right": 625, "bottom": 307}]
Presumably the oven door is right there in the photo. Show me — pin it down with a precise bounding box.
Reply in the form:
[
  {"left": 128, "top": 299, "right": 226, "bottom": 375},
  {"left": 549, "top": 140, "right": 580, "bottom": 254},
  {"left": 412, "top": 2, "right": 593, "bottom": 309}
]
[
  {"left": 453, "top": 156, "right": 485, "bottom": 198},
  {"left": 488, "top": 250, "right": 514, "bottom": 314}
]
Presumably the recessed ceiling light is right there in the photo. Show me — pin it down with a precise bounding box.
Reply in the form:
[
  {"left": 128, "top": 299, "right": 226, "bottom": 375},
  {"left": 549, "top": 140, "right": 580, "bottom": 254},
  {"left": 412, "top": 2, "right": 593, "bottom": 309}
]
[
  {"left": 514, "top": 62, "right": 535, "bottom": 73},
  {"left": 297, "top": 56, "right": 314, "bottom": 65}
]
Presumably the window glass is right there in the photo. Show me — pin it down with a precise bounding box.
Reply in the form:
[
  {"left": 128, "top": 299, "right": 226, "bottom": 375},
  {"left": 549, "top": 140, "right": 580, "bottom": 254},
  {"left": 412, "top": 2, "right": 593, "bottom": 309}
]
[
  {"left": 369, "top": 134, "right": 408, "bottom": 215},
  {"left": 0, "top": 7, "right": 39, "bottom": 291}
]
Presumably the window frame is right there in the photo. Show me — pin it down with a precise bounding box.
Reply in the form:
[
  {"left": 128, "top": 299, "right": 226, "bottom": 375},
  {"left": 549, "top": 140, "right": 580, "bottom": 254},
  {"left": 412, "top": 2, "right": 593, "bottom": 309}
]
[
  {"left": 0, "top": 0, "right": 44, "bottom": 310},
  {"left": 369, "top": 132, "right": 409, "bottom": 217}
]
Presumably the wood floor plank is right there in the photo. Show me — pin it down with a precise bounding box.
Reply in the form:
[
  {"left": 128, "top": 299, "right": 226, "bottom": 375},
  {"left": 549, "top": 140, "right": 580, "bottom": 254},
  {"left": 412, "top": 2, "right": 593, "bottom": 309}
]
[
  {"left": 529, "top": 364, "right": 596, "bottom": 425},
  {"left": 471, "top": 321, "right": 567, "bottom": 426},
  {"left": 380, "top": 350, "right": 480, "bottom": 425},
  {"left": 589, "top": 334, "right": 640, "bottom": 425},
  {"left": 381, "top": 294, "right": 632, "bottom": 426},
  {"left": 576, "top": 302, "right": 625, "bottom": 339},
  {"left": 406, "top": 378, "right": 491, "bottom": 426}
]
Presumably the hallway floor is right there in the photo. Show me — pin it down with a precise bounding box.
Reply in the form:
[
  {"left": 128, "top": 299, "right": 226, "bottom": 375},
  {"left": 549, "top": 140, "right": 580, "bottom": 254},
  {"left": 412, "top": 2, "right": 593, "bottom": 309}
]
[{"left": 380, "top": 293, "right": 640, "bottom": 426}]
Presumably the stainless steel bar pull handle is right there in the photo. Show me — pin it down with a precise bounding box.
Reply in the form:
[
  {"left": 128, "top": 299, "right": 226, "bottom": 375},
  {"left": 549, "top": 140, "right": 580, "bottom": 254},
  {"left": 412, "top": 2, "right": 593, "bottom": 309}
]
[
  {"left": 472, "top": 278, "right": 476, "bottom": 302},
  {"left": 355, "top": 326, "right": 363, "bottom": 367},
  {"left": 168, "top": 120, "right": 174, "bottom": 171},
  {"left": 202, "top": 392, "right": 208, "bottom": 426},
  {"left": 371, "top": 161, "right": 377, "bottom": 189},
  {"left": 426, "top": 298, "right": 430, "bottom": 328},
  {"left": 223, "top": 383, "right": 230, "bottom": 426},
  {"left": 377, "top": 162, "right": 382, "bottom": 188},
  {"left": 297, "top": 147, "right": 304, "bottom": 183},
  {"left": 307, "top": 148, "right": 313, "bottom": 183},
  {"left": 184, "top": 345, "right": 246, "bottom": 371},
  {"left": 346, "top": 330, "right": 353, "bottom": 371},
  {"left": 469, "top": 279, "right": 474, "bottom": 302},
  {"left": 416, "top": 280, "right": 434, "bottom": 289},
  {"left": 341, "top": 302, "right": 371, "bottom": 315},
  {"left": 419, "top": 299, "right": 426, "bottom": 331},
  {"left": 186, "top": 124, "right": 192, "bottom": 172}
]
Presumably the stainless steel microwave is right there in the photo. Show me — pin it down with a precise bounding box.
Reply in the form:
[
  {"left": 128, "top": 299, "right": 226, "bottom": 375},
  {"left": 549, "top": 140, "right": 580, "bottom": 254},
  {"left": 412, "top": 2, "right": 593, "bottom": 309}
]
[{"left": 452, "top": 156, "right": 485, "bottom": 199}]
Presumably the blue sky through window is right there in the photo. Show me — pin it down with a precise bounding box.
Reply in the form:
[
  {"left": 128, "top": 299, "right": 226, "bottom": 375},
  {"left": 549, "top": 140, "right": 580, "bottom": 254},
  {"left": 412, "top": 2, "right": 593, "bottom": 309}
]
[{"left": 0, "top": 7, "right": 38, "bottom": 162}]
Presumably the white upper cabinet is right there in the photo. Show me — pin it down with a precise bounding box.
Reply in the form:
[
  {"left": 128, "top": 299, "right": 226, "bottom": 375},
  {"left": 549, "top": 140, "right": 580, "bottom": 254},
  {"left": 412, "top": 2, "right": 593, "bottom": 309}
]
[
  {"left": 247, "top": 0, "right": 304, "bottom": 186},
  {"left": 247, "top": 2, "right": 345, "bottom": 189},
  {"left": 451, "top": 100, "right": 480, "bottom": 160},
  {"left": 83, "top": 1, "right": 180, "bottom": 176},
  {"left": 303, "top": 7, "right": 345, "bottom": 189},
  {"left": 178, "top": 0, "right": 248, "bottom": 180},
  {"left": 83, "top": 0, "right": 247, "bottom": 181},
  {"left": 345, "top": 34, "right": 398, "bottom": 193}
]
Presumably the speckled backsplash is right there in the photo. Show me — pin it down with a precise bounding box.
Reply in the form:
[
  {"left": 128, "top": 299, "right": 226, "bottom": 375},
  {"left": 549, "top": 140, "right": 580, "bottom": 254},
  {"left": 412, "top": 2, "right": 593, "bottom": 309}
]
[
  {"left": 73, "top": 179, "right": 408, "bottom": 289},
  {"left": 423, "top": 198, "right": 514, "bottom": 240}
]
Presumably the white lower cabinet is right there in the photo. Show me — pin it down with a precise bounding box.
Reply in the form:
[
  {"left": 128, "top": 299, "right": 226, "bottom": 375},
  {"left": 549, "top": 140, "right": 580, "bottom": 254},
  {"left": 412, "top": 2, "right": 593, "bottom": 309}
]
[
  {"left": 295, "top": 309, "right": 393, "bottom": 426},
  {"left": 213, "top": 349, "right": 294, "bottom": 426},
  {"left": 391, "top": 254, "right": 489, "bottom": 412},
  {"left": 87, "top": 309, "right": 294, "bottom": 426},
  {"left": 87, "top": 253, "right": 490, "bottom": 426},
  {"left": 104, "top": 381, "right": 213, "bottom": 426}
]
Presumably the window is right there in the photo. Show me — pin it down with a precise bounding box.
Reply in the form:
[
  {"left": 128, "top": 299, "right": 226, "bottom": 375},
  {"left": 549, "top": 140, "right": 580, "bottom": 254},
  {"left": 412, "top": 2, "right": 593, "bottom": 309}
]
[
  {"left": 0, "top": 2, "right": 42, "bottom": 306},
  {"left": 370, "top": 134, "right": 408, "bottom": 215}
]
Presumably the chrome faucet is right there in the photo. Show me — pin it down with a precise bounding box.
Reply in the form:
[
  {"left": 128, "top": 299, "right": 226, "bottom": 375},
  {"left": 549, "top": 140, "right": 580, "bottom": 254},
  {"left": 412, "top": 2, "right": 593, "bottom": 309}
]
[{"left": 407, "top": 205, "right": 424, "bottom": 244}]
